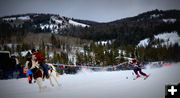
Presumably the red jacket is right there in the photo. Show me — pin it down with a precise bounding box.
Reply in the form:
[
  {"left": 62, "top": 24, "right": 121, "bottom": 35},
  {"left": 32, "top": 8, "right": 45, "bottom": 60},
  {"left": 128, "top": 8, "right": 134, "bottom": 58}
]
[{"left": 32, "top": 52, "right": 44, "bottom": 63}]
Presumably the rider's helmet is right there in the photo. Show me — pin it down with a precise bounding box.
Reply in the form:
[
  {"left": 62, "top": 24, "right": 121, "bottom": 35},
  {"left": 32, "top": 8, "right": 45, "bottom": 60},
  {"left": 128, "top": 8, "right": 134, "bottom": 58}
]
[{"left": 132, "top": 58, "right": 137, "bottom": 63}]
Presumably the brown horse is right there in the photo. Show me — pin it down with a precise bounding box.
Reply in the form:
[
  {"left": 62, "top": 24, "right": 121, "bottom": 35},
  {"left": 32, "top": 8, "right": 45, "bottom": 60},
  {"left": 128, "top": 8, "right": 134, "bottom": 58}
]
[{"left": 31, "top": 64, "right": 60, "bottom": 92}]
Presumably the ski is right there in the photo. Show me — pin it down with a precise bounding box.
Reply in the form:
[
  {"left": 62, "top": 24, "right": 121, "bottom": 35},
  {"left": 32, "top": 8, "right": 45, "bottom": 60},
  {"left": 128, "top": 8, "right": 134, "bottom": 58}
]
[
  {"left": 144, "top": 74, "right": 151, "bottom": 80},
  {"left": 133, "top": 74, "right": 151, "bottom": 80},
  {"left": 133, "top": 77, "right": 140, "bottom": 80}
]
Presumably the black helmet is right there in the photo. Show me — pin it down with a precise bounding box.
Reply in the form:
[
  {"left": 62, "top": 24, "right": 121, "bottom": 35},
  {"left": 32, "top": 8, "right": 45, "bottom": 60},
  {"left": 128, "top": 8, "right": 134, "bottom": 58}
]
[{"left": 31, "top": 48, "right": 36, "bottom": 53}]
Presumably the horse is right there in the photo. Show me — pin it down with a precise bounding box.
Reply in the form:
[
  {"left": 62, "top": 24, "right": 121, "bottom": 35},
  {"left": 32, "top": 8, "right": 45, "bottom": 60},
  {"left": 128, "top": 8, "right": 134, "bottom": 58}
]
[{"left": 31, "top": 63, "right": 60, "bottom": 92}]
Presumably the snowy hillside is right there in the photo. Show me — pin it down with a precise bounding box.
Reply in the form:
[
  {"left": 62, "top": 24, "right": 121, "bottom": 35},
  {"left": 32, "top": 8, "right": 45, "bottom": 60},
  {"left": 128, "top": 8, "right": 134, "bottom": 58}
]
[
  {"left": 162, "top": 19, "right": 176, "bottom": 23},
  {"left": 69, "top": 20, "right": 89, "bottom": 27},
  {"left": 39, "top": 16, "right": 89, "bottom": 33},
  {"left": 0, "top": 63, "right": 180, "bottom": 98},
  {"left": 1, "top": 14, "right": 90, "bottom": 34},
  {"left": 154, "top": 32, "right": 180, "bottom": 46},
  {"left": 137, "top": 31, "right": 180, "bottom": 47},
  {"left": 137, "top": 38, "right": 150, "bottom": 47},
  {"left": 2, "top": 16, "right": 30, "bottom": 21}
]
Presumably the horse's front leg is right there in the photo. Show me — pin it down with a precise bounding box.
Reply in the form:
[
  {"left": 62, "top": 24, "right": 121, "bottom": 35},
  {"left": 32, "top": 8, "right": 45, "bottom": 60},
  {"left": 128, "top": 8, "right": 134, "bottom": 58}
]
[
  {"left": 36, "top": 78, "right": 47, "bottom": 92},
  {"left": 52, "top": 71, "right": 61, "bottom": 87},
  {"left": 49, "top": 72, "right": 54, "bottom": 87}
]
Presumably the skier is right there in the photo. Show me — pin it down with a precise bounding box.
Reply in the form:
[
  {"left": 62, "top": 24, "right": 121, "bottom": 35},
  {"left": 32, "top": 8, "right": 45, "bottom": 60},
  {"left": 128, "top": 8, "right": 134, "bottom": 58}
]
[{"left": 130, "top": 58, "right": 149, "bottom": 79}]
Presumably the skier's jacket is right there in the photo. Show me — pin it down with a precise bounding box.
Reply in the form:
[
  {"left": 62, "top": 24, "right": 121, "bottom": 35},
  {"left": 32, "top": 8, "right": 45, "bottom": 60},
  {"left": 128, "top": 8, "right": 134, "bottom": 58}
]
[{"left": 131, "top": 61, "right": 141, "bottom": 68}]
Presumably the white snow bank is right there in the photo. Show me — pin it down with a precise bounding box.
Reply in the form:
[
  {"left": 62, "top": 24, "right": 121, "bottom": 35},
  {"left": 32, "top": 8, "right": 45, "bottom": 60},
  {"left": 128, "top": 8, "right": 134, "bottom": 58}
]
[
  {"left": 2, "top": 17, "right": 16, "bottom": 21},
  {"left": 17, "top": 16, "right": 30, "bottom": 20},
  {"left": 163, "top": 19, "right": 176, "bottom": 23},
  {"left": 137, "top": 31, "right": 180, "bottom": 47},
  {"left": 3, "top": 16, "right": 30, "bottom": 21},
  {"left": 69, "top": 20, "right": 89, "bottom": 27},
  {"left": 51, "top": 16, "right": 63, "bottom": 24},
  {"left": 137, "top": 38, "right": 150, "bottom": 47},
  {"left": 150, "top": 14, "right": 162, "bottom": 18},
  {"left": 0, "top": 63, "right": 180, "bottom": 98},
  {"left": 154, "top": 31, "right": 180, "bottom": 46}
]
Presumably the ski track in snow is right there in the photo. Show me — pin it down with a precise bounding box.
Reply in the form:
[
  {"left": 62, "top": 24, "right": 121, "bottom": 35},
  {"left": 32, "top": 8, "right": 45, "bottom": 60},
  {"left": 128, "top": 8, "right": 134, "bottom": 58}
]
[{"left": 0, "top": 63, "right": 180, "bottom": 98}]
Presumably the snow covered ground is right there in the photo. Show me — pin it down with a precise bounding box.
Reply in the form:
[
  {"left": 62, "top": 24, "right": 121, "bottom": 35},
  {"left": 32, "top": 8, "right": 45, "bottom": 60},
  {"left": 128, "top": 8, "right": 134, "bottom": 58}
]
[{"left": 0, "top": 63, "right": 180, "bottom": 98}]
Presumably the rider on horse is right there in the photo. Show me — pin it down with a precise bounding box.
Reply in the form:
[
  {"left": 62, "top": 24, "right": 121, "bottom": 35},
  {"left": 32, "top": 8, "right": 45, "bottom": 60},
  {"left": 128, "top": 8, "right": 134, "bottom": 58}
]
[
  {"left": 31, "top": 49, "right": 49, "bottom": 79},
  {"left": 25, "top": 51, "right": 49, "bottom": 83}
]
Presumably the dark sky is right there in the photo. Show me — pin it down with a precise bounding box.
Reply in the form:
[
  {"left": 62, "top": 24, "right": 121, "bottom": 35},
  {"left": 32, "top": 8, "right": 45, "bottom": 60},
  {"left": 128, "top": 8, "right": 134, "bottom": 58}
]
[{"left": 0, "top": 0, "right": 180, "bottom": 22}]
